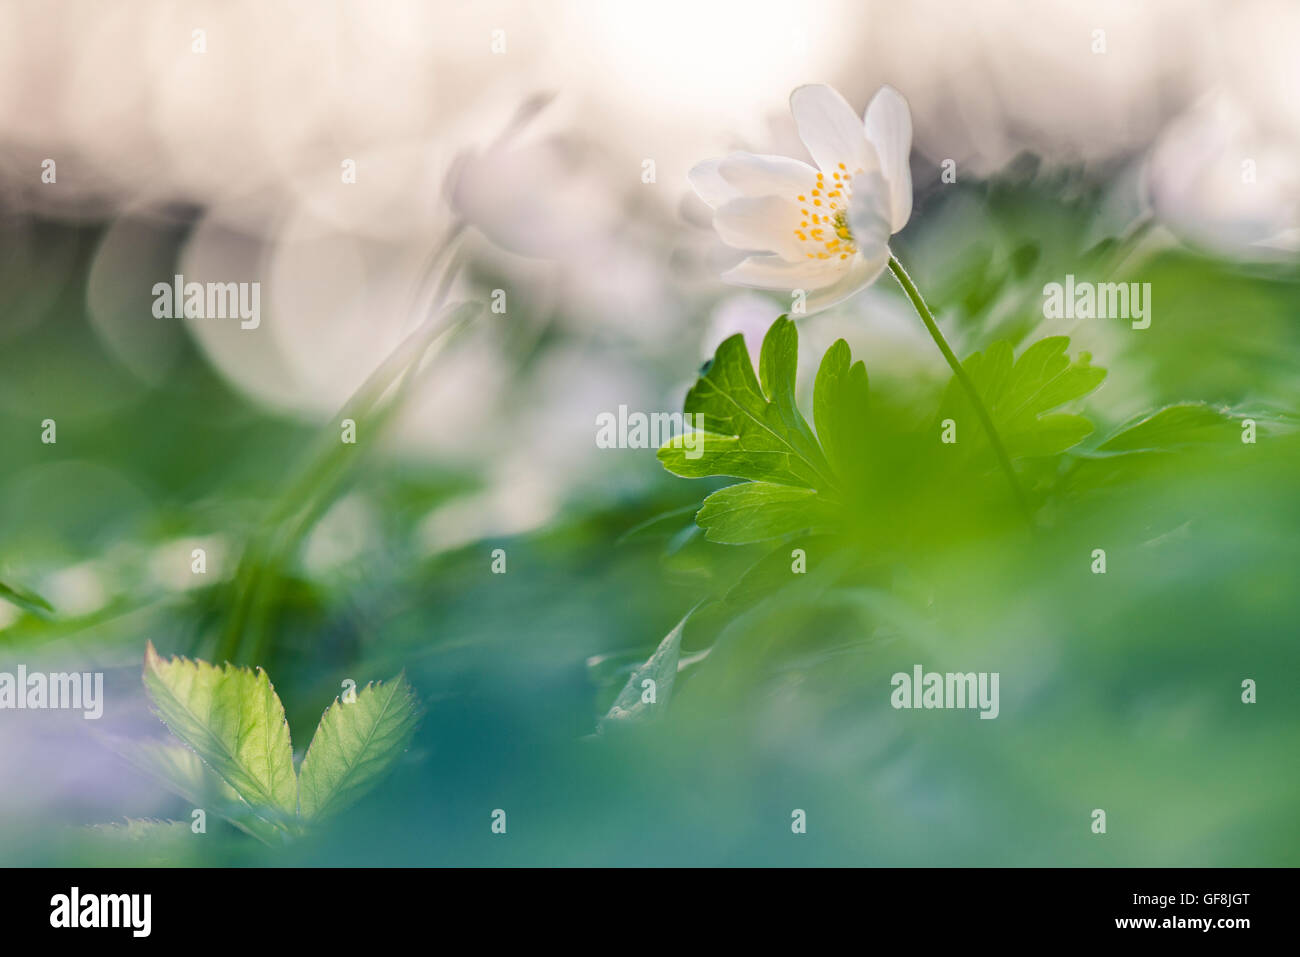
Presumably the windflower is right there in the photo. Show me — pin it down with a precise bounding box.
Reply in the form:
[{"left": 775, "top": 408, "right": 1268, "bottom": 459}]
[
  {"left": 690, "top": 84, "right": 914, "bottom": 313},
  {"left": 691, "top": 83, "right": 1032, "bottom": 520}
]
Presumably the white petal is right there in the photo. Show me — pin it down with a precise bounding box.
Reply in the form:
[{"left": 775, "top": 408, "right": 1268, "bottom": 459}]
[
  {"left": 803, "top": 247, "right": 891, "bottom": 313},
  {"left": 847, "top": 171, "right": 893, "bottom": 252},
  {"left": 688, "top": 158, "right": 741, "bottom": 209},
  {"left": 722, "top": 254, "right": 847, "bottom": 291},
  {"left": 863, "top": 85, "right": 914, "bottom": 232},
  {"left": 717, "top": 152, "right": 817, "bottom": 198},
  {"left": 713, "top": 196, "right": 805, "bottom": 260},
  {"left": 790, "top": 84, "right": 877, "bottom": 176}
]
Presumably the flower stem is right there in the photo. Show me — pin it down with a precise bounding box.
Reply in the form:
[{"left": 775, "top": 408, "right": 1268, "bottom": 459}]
[{"left": 887, "top": 255, "right": 1031, "bottom": 521}]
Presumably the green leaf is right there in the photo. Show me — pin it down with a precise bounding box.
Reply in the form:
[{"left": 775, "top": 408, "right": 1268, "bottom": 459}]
[
  {"left": 72, "top": 818, "right": 201, "bottom": 866},
  {"left": 1096, "top": 403, "right": 1255, "bottom": 453},
  {"left": 0, "top": 579, "right": 54, "bottom": 616},
  {"left": 298, "top": 673, "right": 420, "bottom": 821},
  {"left": 720, "top": 535, "right": 846, "bottom": 608},
  {"left": 696, "top": 482, "right": 837, "bottom": 544},
  {"left": 107, "top": 736, "right": 224, "bottom": 807},
  {"left": 616, "top": 504, "right": 700, "bottom": 545},
  {"left": 658, "top": 318, "right": 879, "bottom": 549},
  {"left": 1011, "top": 413, "right": 1095, "bottom": 456},
  {"left": 758, "top": 316, "right": 824, "bottom": 470},
  {"left": 599, "top": 609, "right": 693, "bottom": 729},
  {"left": 943, "top": 335, "right": 1105, "bottom": 458},
  {"left": 104, "top": 735, "right": 284, "bottom": 844},
  {"left": 142, "top": 642, "right": 297, "bottom": 824},
  {"left": 813, "top": 338, "right": 870, "bottom": 481},
  {"left": 658, "top": 317, "right": 831, "bottom": 488},
  {"left": 85, "top": 818, "right": 193, "bottom": 842}
]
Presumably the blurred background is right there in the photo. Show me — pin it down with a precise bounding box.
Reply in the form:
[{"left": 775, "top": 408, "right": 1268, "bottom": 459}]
[{"left": 0, "top": 0, "right": 1297, "bottom": 865}]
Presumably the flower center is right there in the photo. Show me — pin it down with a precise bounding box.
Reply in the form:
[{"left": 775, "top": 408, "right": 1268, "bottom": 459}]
[{"left": 793, "top": 164, "right": 856, "bottom": 261}]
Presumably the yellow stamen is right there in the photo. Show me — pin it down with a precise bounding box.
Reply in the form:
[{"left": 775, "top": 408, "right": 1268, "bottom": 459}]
[{"left": 791, "top": 169, "right": 859, "bottom": 260}]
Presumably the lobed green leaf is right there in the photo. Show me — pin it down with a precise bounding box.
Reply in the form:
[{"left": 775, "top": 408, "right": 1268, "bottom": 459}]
[
  {"left": 696, "top": 482, "right": 838, "bottom": 544},
  {"left": 658, "top": 317, "right": 831, "bottom": 488},
  {"left": 943, "top": 335, "right": 1106, "bottom": 458},
  {"left": 1097, "top": 403, "right": 1257, "bottom": 453},
  {"left": 813, "top": 338, "right": 870, "bottom": 482}
]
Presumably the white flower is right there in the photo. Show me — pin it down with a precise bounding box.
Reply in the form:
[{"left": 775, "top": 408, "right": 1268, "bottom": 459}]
[
  {"left": 690, "top": 84, "right": 914, "bottom": 313},
  {"left": 1146, "top": 92, "right": 1300, "bottom": 260}
]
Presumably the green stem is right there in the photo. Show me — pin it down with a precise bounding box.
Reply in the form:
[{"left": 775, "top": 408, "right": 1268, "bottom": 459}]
[{"left": 887, "top": 255, "right": 1031, "bottom": 521}]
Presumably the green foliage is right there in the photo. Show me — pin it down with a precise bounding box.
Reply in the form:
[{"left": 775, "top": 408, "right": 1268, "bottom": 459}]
[
  {"left": 299, "top": 675, "right": 421, "bottom": 821},
  {"left": 68, "top": 818, "right": 201, "bottom": 867},
  {"left": 695, "top": 482, "right": 837, "bottom": 544},
  {"left": 812, "top": 339, "right": 871, "bottom": 483},
  {"left": 1096, "top": 402, "right": 1260, "bottom": 453},
  {"left": 87, "top": 819, "right": 192, "bottom": 842},
  {"left": 656, "top": 318, "right": 1116, "bottom": 554},
  {"left": 0, "top": 578, "right": 54, "bottom": 617},
  {"left": 658, "top": 317, "right": 830, "bottom": 489},
  {"left": 599, "top": 608, "right": 693, "bottom": 729},
  {"left": 940, "top": 335, "right": 1106, "bottom": 459},
  {"left": 639, "top": 311, "right": 1293, "bottom": 741},
  {"left": 658, "top": 317, "right": 862, "bottom": 545},
  {"left": 143, "top": 643, "right": 297, "bottom": 823},
  {"left": 1060, "top": 402, "right": 1295, "bottom": 500},
  {"left": 6, "top": 169, "right": 1298, "bottom": 867},
  {"left": 141, "top": 643, "right": 418, "bottom": 839},
  {"left": 106, "top": 736, "right": 286, "bottom": 844}
]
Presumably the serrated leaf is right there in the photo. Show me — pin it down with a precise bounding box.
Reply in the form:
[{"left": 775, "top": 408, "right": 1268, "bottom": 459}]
[
  {"left": 943, "top": 335, "right": 1105, "bottom": 459},
  {"left": 104, "top": 735, "right": 284, "bottom": 844},
  {"left": 658, "top": 317, "right": 832, "bottom": 488},
  {"left": 106, "top": 736, "right": 225, "bottom": 806},
  {"left": 297, "top": 673, "right": 420, "bottom": 821},
  {"left": 85, "top": 818, "right": 193, "bottom": 841},
  {"left": 77, "top": 819, "right": 199, "bottom": 865},
  {"left": 599, "top": 609, "right": 694, "bottom": 729},
  {"left": 696, "top": 482, "right": 838, "bottom": 544},
  {"left": 142, "top": 642, "right": 297, "bottom": 824}
]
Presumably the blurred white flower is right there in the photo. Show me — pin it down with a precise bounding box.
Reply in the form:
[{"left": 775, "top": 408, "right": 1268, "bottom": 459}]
[
  {"left": 1146, "top": 91, "right": 1300, "bottom": 259},
  {"left": 446, "top": 132, "right": 617, "bottom": 259},
  {"left": 147, "top": 537, "right": 228, "bottom": 591},
  {"left": 41, "top": 562, "right": 108, "bottom": 618},
  {"left": 689, "top": 84, "right": 913, "bottom": 313}
]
